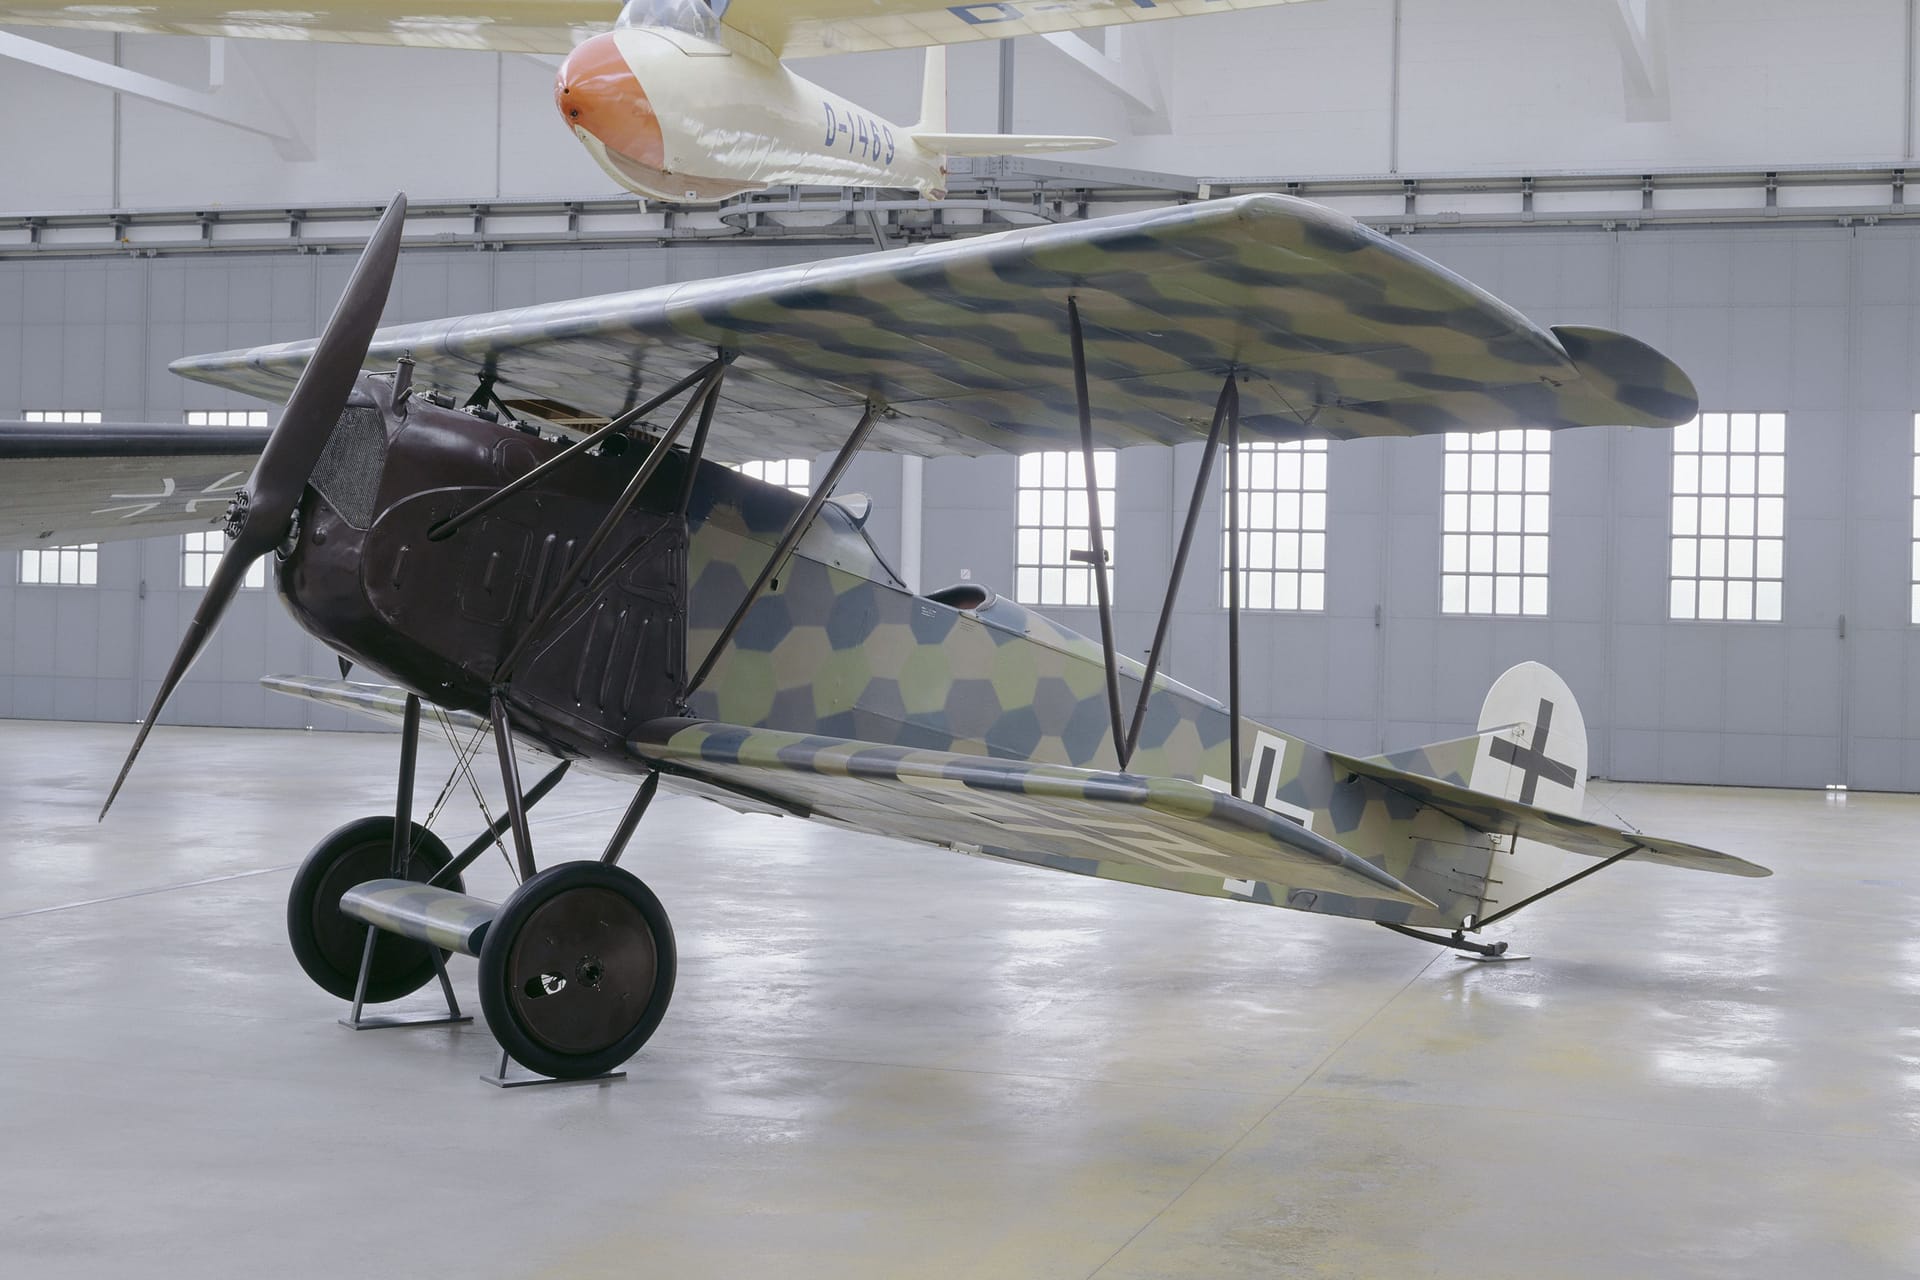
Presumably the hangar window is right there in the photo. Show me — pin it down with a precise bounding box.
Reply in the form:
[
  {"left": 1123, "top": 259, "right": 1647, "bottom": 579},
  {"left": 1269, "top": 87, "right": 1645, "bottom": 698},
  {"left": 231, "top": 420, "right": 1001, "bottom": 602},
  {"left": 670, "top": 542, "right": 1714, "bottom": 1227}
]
[
  {"left": 1224, "top": 440, "right": 1327, "bottom": 611},
  {"left": 1441, "top": 429, "right": 1550, "bottom": 616},
  {"left": 1670, "top": 413, "right": 1785, "bottom": 623},
  {"left": 728, "top": 459, "right": 811, "bottom": 495},
  {"left": 182, "top": 531, "right": 265, "bottom": 590},
  {"left": 16, "top": 412, "right": 104, "bottom": 585},
  {"left": 19, "top": 544, "right": 98, "bottom": 586},
  {"left": 1912, "top": 415, "right": 1920, "bottom": 624},
  {"left": 186, "top": 410, "right": 268, "bottom": 428},
  {"left": 1017, "top": 449, "right": 1116, "bottom": 607}
]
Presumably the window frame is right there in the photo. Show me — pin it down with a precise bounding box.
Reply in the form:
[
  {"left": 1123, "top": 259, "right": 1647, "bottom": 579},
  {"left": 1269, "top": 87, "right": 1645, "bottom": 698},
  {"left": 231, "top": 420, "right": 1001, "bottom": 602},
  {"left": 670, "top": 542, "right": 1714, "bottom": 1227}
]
[
  {"left": 1668, "top": 412, "right": 1785, "bottom": 624},
  {"left": 1440, "top": 428, "right": 1552, "bottom": 618},
  {"left": 1223, "top": 440, "right": 1328, "bottom": 612},
  {"left": 19, "top": 544, "right": 99, "bottom": 586},
  {"left": 1015, "top": 449, "right": 1117, "bottom": 608},
  {"left": 728, "top": 458, "right": 812, "bottom": 496},
  {"left": 182, "top": 529, "right": 265, "bottom": 590}
]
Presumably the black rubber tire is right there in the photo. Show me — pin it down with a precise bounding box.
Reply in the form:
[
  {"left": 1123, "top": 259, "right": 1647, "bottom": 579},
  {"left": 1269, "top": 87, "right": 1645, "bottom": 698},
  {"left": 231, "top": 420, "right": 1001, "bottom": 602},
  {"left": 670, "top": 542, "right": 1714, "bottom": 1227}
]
[
  {"left": 286, "top": 816, "right": 461, "bottom": 1003},
  {"left": 478, "top": 861, "right": 676, "bottom": 1081}
]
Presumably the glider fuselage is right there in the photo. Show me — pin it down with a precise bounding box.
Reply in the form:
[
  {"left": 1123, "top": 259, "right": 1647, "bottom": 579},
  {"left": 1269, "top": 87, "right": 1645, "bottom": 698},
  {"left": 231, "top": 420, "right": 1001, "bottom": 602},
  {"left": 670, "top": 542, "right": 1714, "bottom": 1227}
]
[{"left": 557, "top": 23, "right": 948, "bottom": 202}]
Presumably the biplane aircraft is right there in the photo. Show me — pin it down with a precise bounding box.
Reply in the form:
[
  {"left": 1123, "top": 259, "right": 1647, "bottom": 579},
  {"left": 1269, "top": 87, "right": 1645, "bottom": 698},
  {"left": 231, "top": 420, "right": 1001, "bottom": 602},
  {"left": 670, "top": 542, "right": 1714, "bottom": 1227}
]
[{"left": 3, "top": 192, "right": 1768, "bottom": 1082}]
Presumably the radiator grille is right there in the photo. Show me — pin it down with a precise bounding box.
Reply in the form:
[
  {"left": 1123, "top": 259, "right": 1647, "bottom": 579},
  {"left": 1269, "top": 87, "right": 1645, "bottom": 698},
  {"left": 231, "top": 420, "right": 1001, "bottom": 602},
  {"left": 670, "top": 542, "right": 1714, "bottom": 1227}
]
[{"left": 309, "top": 406, "right": 388, "bottom": 529}]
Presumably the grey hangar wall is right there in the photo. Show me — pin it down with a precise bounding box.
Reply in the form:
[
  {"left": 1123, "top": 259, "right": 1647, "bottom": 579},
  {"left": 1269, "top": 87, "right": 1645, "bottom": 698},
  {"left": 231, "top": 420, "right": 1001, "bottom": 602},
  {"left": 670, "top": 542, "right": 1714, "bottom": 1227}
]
[{"left": 1, "top": 224, "right": 1913, "bottom": 790}]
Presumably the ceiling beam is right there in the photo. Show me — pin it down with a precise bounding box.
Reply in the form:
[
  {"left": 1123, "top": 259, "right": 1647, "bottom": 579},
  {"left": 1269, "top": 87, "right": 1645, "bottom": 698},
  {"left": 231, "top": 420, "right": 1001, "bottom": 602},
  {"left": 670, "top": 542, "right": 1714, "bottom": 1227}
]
[
  {"left": 1039, "top": 30, "right": 1168, "bottom": 131},
  {"left": 0, "top": 31, "right": 311, "bottom": 159},
  {"left": 1602, "top": 0, "right": 1670, "bottom": 122}
]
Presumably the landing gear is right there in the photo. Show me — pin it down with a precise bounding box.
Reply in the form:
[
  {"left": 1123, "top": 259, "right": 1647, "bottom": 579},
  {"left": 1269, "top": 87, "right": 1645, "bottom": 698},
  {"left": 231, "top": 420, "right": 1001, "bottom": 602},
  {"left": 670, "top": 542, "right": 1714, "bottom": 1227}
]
[
  {"left": 478, "top": 862, "right": 676, "bottom": 1081},
  {"left": 297, "top": 687, "right": 677, "bottom": 1082},
  {"left": 286, "top": 815, "right": 463, "bottom": 1002}
]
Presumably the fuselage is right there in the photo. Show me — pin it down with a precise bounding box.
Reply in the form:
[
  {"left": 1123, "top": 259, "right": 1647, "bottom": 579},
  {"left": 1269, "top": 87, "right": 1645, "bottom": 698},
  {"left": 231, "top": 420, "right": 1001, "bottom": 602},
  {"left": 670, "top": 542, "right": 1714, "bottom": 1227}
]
[
  {"left": 556, "top": 23, "right": 947, "bottom": 202},
  {"left": 280, "top": 377, "right": 1492, "bottom": 930}
]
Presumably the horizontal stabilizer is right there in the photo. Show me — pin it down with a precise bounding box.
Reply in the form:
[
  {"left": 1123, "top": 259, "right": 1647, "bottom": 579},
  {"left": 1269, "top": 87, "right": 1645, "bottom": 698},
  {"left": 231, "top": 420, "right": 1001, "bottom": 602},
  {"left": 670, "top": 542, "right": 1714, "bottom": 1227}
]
[
  {"left": 914, "top": 132, "right": 1114, "bottom": 157},
  {"left": 1326, "top": 750, "right": 1769, "bottom": 878}
]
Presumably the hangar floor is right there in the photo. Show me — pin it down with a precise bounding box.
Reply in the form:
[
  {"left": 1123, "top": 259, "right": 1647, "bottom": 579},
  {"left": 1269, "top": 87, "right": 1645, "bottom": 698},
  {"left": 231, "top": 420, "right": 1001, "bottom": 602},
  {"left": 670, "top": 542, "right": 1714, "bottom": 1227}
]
[{"left": 1, "top": 720, "right": 1917, "bottom": 1279}]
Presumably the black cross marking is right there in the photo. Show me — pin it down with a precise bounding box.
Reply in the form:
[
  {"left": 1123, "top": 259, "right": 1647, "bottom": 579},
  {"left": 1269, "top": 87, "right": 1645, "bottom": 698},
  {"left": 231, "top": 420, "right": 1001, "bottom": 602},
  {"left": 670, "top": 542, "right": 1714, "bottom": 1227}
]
[{"left": 1489, "top": 697, "right": 1578, "bottom": 805}]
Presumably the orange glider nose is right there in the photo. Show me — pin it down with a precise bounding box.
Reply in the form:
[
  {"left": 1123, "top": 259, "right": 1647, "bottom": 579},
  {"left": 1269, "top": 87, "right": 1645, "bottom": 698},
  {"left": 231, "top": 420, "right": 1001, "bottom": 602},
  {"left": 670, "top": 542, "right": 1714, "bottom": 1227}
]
[{"left": 556, "top": 32, "right": 665, "bottom": 170}]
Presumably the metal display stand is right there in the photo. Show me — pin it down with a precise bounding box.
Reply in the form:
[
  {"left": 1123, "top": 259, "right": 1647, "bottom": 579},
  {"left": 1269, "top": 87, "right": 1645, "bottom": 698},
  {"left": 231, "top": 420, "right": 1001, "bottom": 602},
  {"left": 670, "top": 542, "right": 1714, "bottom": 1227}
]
[
  {"left": 480, "top": 1049, "right": 626, "bottom": 1089},
  {"left": 338, "top": 926, "right": 472, "bottom": 1030}
]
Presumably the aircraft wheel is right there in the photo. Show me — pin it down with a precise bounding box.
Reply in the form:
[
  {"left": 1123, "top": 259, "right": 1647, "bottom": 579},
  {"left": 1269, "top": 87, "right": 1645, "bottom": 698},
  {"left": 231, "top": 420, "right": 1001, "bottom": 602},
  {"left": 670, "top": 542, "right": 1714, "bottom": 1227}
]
[
  {"left": 478, "top": 861, "right": 675, "bottom": 1080},
  {"left": 286, "top": 816, "right": 461, "bottom": 1003}
]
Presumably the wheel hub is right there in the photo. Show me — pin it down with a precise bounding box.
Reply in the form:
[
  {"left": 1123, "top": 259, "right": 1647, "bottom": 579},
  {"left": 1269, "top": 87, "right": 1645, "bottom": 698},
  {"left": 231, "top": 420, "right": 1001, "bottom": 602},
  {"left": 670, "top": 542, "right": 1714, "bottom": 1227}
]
[{"left": 505, "top": 886, "right": 656, "bottom": 1055}]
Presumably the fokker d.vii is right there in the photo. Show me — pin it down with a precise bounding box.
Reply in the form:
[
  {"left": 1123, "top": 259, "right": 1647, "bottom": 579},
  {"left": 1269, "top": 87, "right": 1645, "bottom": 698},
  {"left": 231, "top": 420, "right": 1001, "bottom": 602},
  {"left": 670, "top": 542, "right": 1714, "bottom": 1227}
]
[{"left": 10, "top": 192, "right": 1768, "bottom": 1082}]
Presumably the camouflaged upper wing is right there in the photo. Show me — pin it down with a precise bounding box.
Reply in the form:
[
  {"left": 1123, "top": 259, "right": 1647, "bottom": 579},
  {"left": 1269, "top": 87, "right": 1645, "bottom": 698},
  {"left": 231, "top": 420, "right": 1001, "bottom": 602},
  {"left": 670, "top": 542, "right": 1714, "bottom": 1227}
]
[
  {"left": 633, "top": 718, "right": 1437, "bottom": 907},
  {"left": 174, "top": 195, "right": 1698, "bottom": 464},
  {"left": 1326, "top": 750, "right": 1770, "bottom": 878}
]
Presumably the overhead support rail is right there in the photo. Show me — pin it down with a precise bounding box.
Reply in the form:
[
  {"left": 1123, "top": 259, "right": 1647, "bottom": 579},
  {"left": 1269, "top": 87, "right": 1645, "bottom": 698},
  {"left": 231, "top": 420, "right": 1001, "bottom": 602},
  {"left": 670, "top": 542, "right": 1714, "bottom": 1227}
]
[{"left": 7, "top": 160, "right": 1920, "bottom": 259}]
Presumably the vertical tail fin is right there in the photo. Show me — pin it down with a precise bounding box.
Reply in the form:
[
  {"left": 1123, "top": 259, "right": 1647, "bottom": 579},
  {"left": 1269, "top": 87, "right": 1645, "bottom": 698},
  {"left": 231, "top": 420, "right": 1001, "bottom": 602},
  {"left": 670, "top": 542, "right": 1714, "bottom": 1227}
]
[
  {"left": 1467, "top": 661, "right": 1589, "bottom": 918},
  {"left": 916, "top": 45, "right": 947, "bottom": 134},
  {"left": 1369, "top": 661, "right": 1591, "bottom": 923},
  {"left": 1468, "top": 661, "right": 1589, "bottom": 817}
]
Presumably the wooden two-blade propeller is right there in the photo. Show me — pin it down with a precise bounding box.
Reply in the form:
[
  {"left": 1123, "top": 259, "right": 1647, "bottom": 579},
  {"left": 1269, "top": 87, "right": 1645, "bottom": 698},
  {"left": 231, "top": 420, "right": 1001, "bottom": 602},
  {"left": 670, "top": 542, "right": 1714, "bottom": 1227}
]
[{"left": 100, "top": 194, "right": 409, "bottom": 820}]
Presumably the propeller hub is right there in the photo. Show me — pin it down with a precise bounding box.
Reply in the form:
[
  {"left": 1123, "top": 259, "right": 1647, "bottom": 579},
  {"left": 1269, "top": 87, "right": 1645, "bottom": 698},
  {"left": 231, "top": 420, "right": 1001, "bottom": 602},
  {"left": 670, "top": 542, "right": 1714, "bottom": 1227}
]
[{"left": 222, "top": 490, "right": 251, "bottom": 539}]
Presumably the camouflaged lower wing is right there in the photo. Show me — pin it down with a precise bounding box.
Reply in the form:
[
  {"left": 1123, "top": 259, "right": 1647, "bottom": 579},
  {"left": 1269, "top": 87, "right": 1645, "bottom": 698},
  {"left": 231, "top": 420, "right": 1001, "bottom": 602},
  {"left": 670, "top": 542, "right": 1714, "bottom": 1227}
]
[
  {"left": 173, "top": 195, "right": 1698, "bottom": 464},
  {"left": 260, "top": 675, "right": 489, "bottom": 734},
  {"left": 1326, "top": 750, "right": 1770, "bottom": 878},
  {"left": 633, "top": 719, "right": 1437, "bottom": 908}
]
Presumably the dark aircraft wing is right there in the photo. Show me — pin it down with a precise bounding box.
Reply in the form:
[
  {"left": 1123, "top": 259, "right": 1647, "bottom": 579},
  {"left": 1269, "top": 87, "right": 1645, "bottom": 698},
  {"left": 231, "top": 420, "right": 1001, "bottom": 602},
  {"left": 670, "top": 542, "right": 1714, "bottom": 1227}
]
[
  {"left": 1325, "top": 750, "right": 1770, "bottom": 878},
  {"left": 0, "top": 421, "right": 268, "bottom": 549},
  {"left": 174, "top": 195, "right": 1698, "bottom": 464},
  {"left": 628, "top": 718, "right": 1436, "bottom": 908}
]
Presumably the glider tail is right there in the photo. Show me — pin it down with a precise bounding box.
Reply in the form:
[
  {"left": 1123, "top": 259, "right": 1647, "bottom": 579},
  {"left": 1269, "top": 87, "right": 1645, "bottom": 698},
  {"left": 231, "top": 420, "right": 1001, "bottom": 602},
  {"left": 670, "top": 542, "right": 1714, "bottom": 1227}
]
[
  {"left": 915, "top": 45, "right": 946, "bottom": 135},
  {"left": 909, "top": 44, "right": 1113, "bottom": 158}
]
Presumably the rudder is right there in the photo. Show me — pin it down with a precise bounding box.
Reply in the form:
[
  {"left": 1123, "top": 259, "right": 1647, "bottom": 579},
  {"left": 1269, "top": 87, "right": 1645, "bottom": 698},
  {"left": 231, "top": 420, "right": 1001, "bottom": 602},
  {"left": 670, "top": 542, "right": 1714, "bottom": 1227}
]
[
  {"left": 1468, "top": 660, "right": 1588, "bottom": 818},
  {"left": 1467, "top": 661, "right": 1590, "bottom": 918}
]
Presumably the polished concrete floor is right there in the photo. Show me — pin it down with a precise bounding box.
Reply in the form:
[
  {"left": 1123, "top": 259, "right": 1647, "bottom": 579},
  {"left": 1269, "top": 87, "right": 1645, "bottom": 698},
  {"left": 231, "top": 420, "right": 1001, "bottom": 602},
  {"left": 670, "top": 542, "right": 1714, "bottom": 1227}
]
[{"left": 1, "top": 720, "right": 1918, "bottom": 1278}]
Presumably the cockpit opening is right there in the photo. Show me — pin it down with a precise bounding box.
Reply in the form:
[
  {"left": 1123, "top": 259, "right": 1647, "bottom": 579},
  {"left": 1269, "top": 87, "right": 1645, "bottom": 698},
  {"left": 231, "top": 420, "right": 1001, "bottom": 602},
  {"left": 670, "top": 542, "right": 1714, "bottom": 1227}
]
[{"left": 614, "top": 0, "right": 720, "bottom": 39}]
